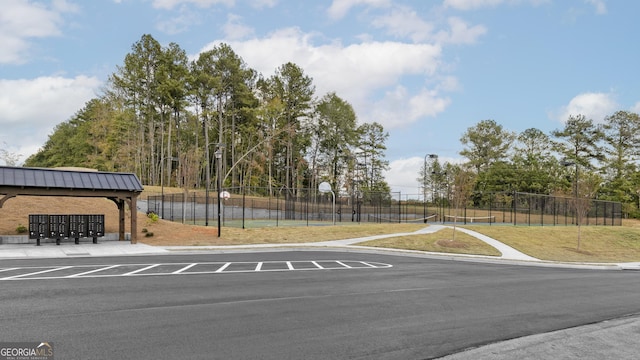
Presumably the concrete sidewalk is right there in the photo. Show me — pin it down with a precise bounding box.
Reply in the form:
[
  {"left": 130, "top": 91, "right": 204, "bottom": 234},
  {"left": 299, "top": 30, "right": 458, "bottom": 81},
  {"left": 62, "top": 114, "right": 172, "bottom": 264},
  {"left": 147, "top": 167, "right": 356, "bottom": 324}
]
[
  {"left": 438, "top": 314, "right": 640, "bottom": 360},
  {"left": 0, "top": 241, "right": 168, "bottom": 259}
]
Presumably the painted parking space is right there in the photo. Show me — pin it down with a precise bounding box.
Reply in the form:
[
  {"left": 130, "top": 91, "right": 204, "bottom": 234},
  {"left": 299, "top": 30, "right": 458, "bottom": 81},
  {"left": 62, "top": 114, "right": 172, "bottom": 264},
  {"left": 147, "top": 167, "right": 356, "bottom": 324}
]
[{"left": 0, "top": 260, "right": 393, "bottom": 281}]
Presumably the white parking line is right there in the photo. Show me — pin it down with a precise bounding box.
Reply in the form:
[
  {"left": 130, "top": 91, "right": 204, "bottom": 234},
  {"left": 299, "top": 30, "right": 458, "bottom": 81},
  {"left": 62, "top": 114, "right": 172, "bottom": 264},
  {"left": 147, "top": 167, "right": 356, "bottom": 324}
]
[
  {"left": 67, "top": 265, "right": 120, "bottom": 278},
  {"left": 2, "top": 266, "right": 72, "bottom": 280},
  {"left": 360, "top": 261, "right": 377, "bottom": 268},
  {"left": 0, "top": 260, "right": 393, "bottom": 280},
  {"left": 172, "top": 263, "right": 197, "bottom": 274},
  {"left": 215, "top": 262, "right": 231, "bottom": 273},
  {"left": 124, "top": 264, "right": 160, "bottom": 276}
]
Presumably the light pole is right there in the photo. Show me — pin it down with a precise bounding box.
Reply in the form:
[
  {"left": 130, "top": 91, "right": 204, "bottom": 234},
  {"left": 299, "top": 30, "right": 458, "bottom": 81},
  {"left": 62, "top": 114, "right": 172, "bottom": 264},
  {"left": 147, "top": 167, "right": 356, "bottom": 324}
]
[
  {"left": 424, "top": 154, "right": 437, "bottom": 222},
  {"left": 204, "top": 142, "right": 221, "bottom": 227},
  {"left": 215, "top": 147, "right": 223, "bottom": 237},
  {"left": 205, "top": 145, "right": 211, "bottom": 227},
  {"left": 160, "top": 156, "right": 178, "bottom": 219},
  {"left": 561, "top": 158, "right": 579, "bottom": 224}
]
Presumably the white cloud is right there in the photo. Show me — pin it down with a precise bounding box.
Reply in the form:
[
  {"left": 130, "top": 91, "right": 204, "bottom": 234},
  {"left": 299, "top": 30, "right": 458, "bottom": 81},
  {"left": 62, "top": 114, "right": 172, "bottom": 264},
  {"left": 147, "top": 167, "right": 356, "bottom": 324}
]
[
  {"left": 554, "top": 92, "right": 618, "bottom": 123},
  {"left": 443, "top": 0, "right": 505, "bottom": 11},
  {"left": 371, "top": 6, "right": 435, "bottom": 43},
  {"left": 384, "top": 157, "right": 424, "bottom": 194},
  {"left": 0, "top": 76, "right": 101, "bottom": 159},
  {"left": 223, "top": 14, "right": 255, "bottom": 40},
  {"left": 384, "top": 155, "right": 463, "bottom": 194},
  {"left": 371, "top": 86, "right": 451, "bottom": 128},
  {"left": 327, "top": 0, "right": 391, "bottom": 20},
  {"left": 0, "top": 0, "right": 77, "bottom": 64},
  {"left": 437, "top": 76, "right": 461, "bottom": 92},
  {"left": 203, "top": 28, "right": 451, "bottom": 129},
  {"left": 372, "top": 8, "right": 485, "bottom": 45},
  {"left": 155, "top": 7, "right": 202, "bottom": 34},
  {"left": 151, "top": 0, "right": 234, "bottom": 10},
  {"left": 443, "top": 0, "right": 551, "bottom": 11},
  {"left": 585, "top": 0, "right": 606, "bottom": 15},
  {"left": 434, "top": 17, "right": 487, "bottom": 44},
  {"left": 250, "top": 0, "right": 278, "bottom": 9}
]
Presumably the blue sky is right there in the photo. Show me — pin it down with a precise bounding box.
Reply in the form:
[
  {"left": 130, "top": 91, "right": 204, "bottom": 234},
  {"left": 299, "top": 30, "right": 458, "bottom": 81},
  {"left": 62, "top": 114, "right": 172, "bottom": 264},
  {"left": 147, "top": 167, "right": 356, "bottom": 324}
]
[{"left": 1, "top": 0, "right": 638, "bottom": 195}]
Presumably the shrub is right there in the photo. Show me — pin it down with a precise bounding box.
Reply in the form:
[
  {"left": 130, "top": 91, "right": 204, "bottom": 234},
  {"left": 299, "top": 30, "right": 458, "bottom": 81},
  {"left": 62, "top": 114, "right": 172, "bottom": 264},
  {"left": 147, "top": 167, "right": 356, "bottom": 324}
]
[
  {"left": 147, "top": 212, "right": 159, "bottom": 222},
  {"left": 16, "top": 224, "right": 27, "bottom": 234}
]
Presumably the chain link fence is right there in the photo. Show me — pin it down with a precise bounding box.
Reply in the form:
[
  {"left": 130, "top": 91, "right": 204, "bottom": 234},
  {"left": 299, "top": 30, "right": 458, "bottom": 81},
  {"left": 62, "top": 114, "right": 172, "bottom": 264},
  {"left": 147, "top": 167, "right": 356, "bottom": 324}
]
[{"left": 144, "top": 188, "right": 622, "bottom": 228}]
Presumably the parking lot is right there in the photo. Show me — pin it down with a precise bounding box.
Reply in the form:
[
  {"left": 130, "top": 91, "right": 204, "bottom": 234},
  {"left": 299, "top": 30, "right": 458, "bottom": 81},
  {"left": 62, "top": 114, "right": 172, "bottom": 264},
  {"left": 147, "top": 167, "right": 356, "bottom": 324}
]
[{"left": 0, "top": 259, "right": 393, "bottom": 280}]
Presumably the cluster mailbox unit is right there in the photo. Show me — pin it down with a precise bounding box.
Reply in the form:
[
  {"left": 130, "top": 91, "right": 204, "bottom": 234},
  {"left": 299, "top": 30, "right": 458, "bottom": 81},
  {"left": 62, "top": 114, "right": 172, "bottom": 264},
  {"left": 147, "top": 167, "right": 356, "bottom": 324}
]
[{"left": 29, "top": 214, "right": 105, "bottom": 246}]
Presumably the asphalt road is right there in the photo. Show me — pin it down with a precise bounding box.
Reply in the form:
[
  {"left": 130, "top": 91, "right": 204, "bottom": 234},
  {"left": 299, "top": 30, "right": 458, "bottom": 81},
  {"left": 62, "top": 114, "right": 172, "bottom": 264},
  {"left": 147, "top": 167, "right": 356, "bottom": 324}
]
[{"left": 1, "top": 250, "right": 639, "bottom": 360}]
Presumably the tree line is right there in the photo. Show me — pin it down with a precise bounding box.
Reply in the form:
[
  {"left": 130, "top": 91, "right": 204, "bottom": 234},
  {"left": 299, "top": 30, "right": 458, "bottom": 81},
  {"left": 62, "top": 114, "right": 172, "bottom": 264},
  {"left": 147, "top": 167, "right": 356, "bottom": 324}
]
[
  {"left": 419, "top": 112, "right": 640, "bottom": 217},
  {"left": 25, "top": 34, "right": 390, "bottom": 197},
  {"left": 19, "top": 34, "right": 640, "bottom": 217}
]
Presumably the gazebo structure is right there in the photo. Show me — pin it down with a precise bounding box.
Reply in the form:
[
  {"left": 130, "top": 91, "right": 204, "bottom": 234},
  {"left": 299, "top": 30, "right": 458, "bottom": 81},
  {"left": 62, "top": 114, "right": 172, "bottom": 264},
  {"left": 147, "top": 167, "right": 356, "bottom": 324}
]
[{"left": 0, "top": 166, "right": 144, "bottom": 244}]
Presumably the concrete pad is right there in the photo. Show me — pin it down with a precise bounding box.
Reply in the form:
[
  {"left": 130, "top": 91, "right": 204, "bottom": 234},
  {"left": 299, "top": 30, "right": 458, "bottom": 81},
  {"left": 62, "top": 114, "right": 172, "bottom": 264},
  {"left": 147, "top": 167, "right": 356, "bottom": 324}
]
[
  {"left": 440, "top": 315, "right": 640, "bottom": 360},
  {"left": 0, "top": 242, "right": 168, "bottom": 259}
]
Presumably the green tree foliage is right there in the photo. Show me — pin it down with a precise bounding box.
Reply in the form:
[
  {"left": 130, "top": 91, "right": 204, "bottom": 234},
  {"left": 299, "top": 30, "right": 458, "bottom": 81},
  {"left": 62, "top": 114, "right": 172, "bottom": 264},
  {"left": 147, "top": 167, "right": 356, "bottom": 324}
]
[
  {"left": 191, "top": 43, "right": 258, "bottom": 190},
  {"left": 24, "top": 34, "right": 391, "bottom": 203},
  {"left": 451, "top": 114, "right": 639, "bottom": 218},
  {"left": 511, "top": 128, "right": 557, "bottom": 193},
  {"left": 357, "top": 122, "right": 390, "bottom": 194},
  {"left": 460, "top": 119, "right": 515, "bottom": 173},
  {"left": 460, "top": 119, "right": 516, "bottom": 195},
  {"left": 311, "top": 92, "right": 358, "bottom": 192},
  {"left": 600, "top": 111, "right": 640, "bottom": 208},
  {"left": 110, "top": 34, "right": 165, "bottom": 184},
  {"left": 25, "top": 99, "right": 113, "bottom": 169},
  {"left": 266, "top": 62, "right": 315, "bottom": 193},
  {"left": 551, "top": 114, "right": 604, "bottom": 169}
]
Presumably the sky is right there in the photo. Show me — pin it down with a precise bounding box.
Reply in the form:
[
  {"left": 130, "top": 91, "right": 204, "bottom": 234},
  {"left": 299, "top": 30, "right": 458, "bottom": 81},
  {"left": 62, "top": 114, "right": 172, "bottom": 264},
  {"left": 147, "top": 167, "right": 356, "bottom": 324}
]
[{"left": 2, "top": 0, "right": 639, "bottom": 195}]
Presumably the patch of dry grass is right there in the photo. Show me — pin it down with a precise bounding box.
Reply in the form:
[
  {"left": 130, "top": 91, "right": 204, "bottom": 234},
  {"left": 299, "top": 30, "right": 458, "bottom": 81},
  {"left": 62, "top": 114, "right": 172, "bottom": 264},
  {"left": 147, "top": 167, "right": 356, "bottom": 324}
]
[
  {"left": 139, "top": 221, "right": 426, "bottom": 246},
  {"left": 463, "top": 225, "right": 640, "bottom": 263},
  {"left": 358, "top": 229, "right": 501, "bottom": 257}
]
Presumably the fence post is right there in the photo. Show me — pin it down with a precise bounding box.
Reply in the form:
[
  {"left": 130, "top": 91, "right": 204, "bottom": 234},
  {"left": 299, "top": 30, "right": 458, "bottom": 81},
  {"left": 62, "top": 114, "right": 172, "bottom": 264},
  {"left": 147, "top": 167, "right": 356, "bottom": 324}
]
[
  {"left": 398, "top": 192, "right": 402, "bottom": 223},
  {"left": 528, "top": 193, "right": 531, "bottom": 226},
  {"left": 242, "top": 186, "right": 246, "bottom": 229},
  {"left": 170, "top": 193, "right": 174, "bottom": 221},
  {"left": 464, "top": 205, "right": 467, "bottom": 225},
  {"left": 540, "top": 196, "right": 544, "bottom": 227},
  {"left": 489, "top": 192, "right": 493, "bottom": 226},
  {"left": 512, "top": 191, "right": 517, "bottom": 226}
]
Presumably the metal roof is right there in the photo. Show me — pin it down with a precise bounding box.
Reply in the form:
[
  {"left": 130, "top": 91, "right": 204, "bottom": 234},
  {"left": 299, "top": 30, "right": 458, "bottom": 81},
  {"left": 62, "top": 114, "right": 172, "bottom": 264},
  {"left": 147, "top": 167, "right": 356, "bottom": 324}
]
[{"left": 0, "top": 166, "right": 144, "bottom": 192}]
